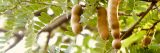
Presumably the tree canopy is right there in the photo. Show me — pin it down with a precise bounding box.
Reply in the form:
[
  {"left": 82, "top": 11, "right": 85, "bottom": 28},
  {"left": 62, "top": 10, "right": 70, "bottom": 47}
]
[{"left": 0, "top": 0, "right": 160, "bottom": 53}]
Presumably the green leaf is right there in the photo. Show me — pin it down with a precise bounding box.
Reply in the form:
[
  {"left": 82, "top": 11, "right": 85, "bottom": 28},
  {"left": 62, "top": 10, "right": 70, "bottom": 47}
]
[
  {"left": 25, "top": 32, "right": 37, "bottom": 48},
  {"left": 34, "top": 21, "right": 45, "bottom": 27},
  {"left": 122, "top": 31, "right": 146, "bottom": 47},
  {"left": 126, "top": 0, "right": 135, "bottom": 13},
  {"left": 34, "top": 25, "right": 41, "bottom": 30},
  {"left": 71, "top": 0, "right": 79, "bottom": 5},
  {"left": 64, "top": 31, "right": 74, "bottom": 36},
  {"left": 82, "top": 5, "right": 96, "bottom": 19},
  {"left": 61, "top": 45, "right": 68, "bottom": 49},
  {"left": 50, "top": 6, "right": 63, "bottom": 17},
  {"left": 55, "top": 36, "right": 62, "bottom": 46},
  {"left": 30, "top": 4, "right": 45, "bottom": 10},
  {"left": 54, "top": 0, "right": 66, "bottom": 6},
  {"left": 83, "top": 16, "right": 97, "bottom": 27},
  {"left": 38, "top": 12, "right": 52, "bottom": 24},
  {"left": 5, "top": 18, "right": 15, "bottom": 30},
  {"left": 90, "top": 48, "right": 103, "bottom": 53},
  {"left": 83, "top": 36, "right": 91, "bottom": 48},
  {"left": 74, "top": 45, "right": 82, "bottom": 53},
  {"left": 154, "top": 30, "right": 160, "bottom": 43}
]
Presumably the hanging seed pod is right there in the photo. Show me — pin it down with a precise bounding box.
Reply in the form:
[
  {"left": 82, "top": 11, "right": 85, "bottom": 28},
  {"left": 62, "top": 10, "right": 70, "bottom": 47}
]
[
  {"left": 97, "top": 7, "right": 109, "bottom": 40},
  {"left": 71, "top": 4, "right": 83, "bottom": 34},
  {"left": 108, "top": 0, "right": 122, "bottom": 49}
]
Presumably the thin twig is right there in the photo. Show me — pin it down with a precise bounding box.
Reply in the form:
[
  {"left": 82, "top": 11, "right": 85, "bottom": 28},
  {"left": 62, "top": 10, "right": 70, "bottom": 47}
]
[
  {"left": 118, "top": 12, "right": 132, "bottom": 16},
  {"left": 121, "top": 2, "right": 157, "bottom": 39},
  {"left": 150, "top": 20, "right": 160, "bottom": 29},
  {"left": 147, "top": 20, "right": 160, "bottom": 37},
  {"left": 44, "top": 32, "right": 51, "bottom": 53}
]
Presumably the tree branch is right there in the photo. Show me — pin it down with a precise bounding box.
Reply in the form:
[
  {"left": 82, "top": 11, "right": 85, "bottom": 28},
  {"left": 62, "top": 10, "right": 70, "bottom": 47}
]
[
  {"left": 121, "top": 2, "right": 157, "bottom": 39},
  {"left": 146, "top": 20, "right": 160, "bottom": 37},
  {"left": 142, "top": 0, "right": 159, "bottom": 2},
  {"left": 36, "top": 14, "right": 71, "bottom": 52},
  {"left": 44, "top": 32, "right": 51, "bottom": 53},
  {"left": 0, "top": 28, "right": 25, "bottom": 52},
  {"left": 39, "top": 14, "right": 71, "bottom": 33},
  {"left": 0, "top": 28, "right": 7, "bottom": 32},
  {"left": 150, "top": 20, "right": 160, "bottom": 29},
  {"left": 118, "top": 12, "right": 132, "bottom": 16}
]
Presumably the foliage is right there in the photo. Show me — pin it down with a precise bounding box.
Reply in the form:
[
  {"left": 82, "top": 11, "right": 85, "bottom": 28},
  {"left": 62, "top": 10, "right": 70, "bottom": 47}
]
[{"left": 0, "top": 0, "right": 160, "bottom": 53}]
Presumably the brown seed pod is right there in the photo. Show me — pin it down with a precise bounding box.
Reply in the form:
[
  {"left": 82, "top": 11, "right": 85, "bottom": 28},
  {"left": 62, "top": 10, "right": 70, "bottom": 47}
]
[
  {"left": 108, "top": 0, "right": 122, "bottom": 49},
  {"left": 142, "top": 36, "right": 151, "bottom": 46},
  {"left": 71, "top": 23, "right": 82, "bottom": 34},
  {"left": 97, "top": 7, "right": 109, "bottom": 40},
  {"left": 108, "top": 0, "right": 121, "bottom": 39},
  {"left": 71, "top": 4, "right": 83, "bottom": 34},
  {"left": 112, "top": 39, "right": 121, "bottom": 49},
  {"left": 71, "top": 4, "right": 83, "bottom": 16},
  {"left": 111, "top": 29, "right": 120, "bottom": 39}
]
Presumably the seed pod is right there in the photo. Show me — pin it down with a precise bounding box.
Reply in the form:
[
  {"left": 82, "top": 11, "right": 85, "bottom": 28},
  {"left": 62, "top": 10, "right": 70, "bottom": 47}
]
[
  {"left": 108, "top": 0, "right": 122, "bottom": 49},
  {"left": 71, "top": 23, "right": 82, "bottom": 34},
  {"left": 97, "top": 7, "right": 109, "bottom": 40},
  {"left": 142, "top": 36, "right": 151, "bottom": 46},
  {"left": 71, "top": 4, "right": 83, "bottom": 34},
  {"left": 111, "top": 29, "right": 120, "bottom": 39},
  {"left": 71, "top": 4, "right": 83, "bottom": 16},
  {"left": 112, "top": 39, "right": 121, "bottom": 49},
  {"left": 108, "top": 0, "right": 121, "bottom": 39}
]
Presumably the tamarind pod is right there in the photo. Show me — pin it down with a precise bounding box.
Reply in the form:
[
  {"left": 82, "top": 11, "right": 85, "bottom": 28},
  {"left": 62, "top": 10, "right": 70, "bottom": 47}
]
[
  {"left": 71, "top": 15, "right": 82, "bottom": 34},
  {"left": 112, "top": 39, "right": 121, "bottom": 49},
  {"left": 71, "top": 15, "right": 81, "bottom": 24},
  {"left": 111, "top": 29, "right": 120, "bottom": 39},
  {"left": 110, "top": 18, "right": 120, "bottom": 30},
  {"left": 108, "top": 0, "right": 121, "bottom": 49},
  {"left": 97, "top": 7, "right": 109, "bottom": 40},
  {"left": 71, "top": 4, "right": 83, "bottom": 34},
  {"left": 71, "top": 23, "right": 82, "bottom": 34},
  {"left": 142, "top": 36, "right": 151, "bottom": 46},
  {"left": 71, "top": 4, "right": 83, "bottom": 16},
  {"left": 108, "top": 0, "right": 121, "bottom": 39},
  {"left": 108, "top": 0, "right": 121, "bottom": 30}
]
